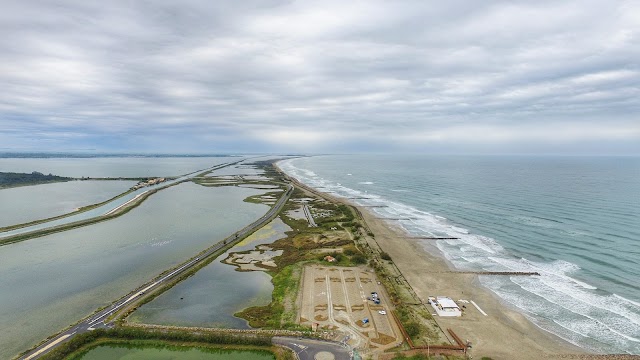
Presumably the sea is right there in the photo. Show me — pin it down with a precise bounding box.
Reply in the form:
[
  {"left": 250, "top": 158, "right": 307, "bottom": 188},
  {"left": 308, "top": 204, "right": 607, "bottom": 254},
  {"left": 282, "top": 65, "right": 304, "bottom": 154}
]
[{"left": 279, "top": 154, "right": 640, "bottom": 354}]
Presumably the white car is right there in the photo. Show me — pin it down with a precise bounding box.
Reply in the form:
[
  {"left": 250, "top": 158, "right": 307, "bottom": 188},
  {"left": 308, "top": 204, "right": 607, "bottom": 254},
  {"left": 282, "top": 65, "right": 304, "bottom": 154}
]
[{"left": 378, "top": 310, "right": 387, "bottom": 315}]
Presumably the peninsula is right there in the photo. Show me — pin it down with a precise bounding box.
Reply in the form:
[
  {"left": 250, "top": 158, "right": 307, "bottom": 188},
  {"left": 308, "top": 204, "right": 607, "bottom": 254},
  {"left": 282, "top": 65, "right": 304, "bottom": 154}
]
[{"left": 0, "top": 172, "right": 72, "bottom": 189}]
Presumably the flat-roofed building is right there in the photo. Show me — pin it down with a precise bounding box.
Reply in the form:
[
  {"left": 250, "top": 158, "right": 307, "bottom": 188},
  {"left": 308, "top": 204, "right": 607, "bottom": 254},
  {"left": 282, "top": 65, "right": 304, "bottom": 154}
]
[{"left": 429, "top": 296, "right": 462, "bottom": 317}]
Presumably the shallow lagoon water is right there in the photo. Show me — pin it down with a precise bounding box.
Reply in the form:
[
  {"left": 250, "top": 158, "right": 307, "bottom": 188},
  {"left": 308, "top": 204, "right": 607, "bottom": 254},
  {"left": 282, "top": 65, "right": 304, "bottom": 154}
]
[
  {"left": 0, "top": 156, "right": 236, "bottom": 178},
  {"left": 77, "top": 343, "right": 274, "bottom": 360},
  {"left": 0, "top": 164, "right": 221, "bottom": 239},
  {"left": 130, "top": 218, "right": 290, "bottom": 328},
  {"left": 207, "top": 164, "right": 264, "bottom": 177},
  {"left": 0, "top": 183, "right": 269, "bottom": 359},
  {"left": 0, "top": 180, "right": 135, "bottom": 227}
]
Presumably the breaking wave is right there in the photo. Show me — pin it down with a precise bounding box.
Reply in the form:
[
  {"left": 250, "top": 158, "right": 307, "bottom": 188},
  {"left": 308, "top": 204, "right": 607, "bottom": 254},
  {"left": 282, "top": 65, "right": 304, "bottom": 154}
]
[{"left": 278, "top": 158, "right": 640, "bottom": 354}]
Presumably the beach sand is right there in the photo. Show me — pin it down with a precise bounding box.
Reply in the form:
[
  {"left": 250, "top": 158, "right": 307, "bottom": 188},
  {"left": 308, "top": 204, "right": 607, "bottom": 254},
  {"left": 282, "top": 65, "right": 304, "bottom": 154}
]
[
  {"left": 278, "top": 168, "right": 592, "bottom": 360},
  {"left": 359, "top": 207, "right": 586, "bottom": 359}
]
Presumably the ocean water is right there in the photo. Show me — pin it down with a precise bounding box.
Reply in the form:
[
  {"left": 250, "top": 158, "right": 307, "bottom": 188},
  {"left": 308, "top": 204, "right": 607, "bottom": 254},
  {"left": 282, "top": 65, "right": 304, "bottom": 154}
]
[{"left": 279, "top": 155, "right": 640, "bottom": 354}]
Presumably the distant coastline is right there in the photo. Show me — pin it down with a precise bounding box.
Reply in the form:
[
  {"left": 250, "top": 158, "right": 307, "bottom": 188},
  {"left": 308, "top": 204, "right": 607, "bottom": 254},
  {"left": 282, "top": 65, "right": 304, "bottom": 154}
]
[{"left": 0, "top": 152, "right": 241, "bottom": 159}]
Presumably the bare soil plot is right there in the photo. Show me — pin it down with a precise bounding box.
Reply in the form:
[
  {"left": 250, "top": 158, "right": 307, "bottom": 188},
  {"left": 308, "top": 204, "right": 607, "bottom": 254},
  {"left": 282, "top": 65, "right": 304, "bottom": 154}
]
[{"left": 298, "top": 265, "right": 401, "bottom": 354}]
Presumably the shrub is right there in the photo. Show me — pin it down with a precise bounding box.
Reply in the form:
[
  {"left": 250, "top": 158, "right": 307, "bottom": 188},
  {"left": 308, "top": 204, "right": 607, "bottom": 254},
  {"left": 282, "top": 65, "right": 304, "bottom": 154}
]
[
  {"left": 351, "top": 254, "right": 367, "bottom": 264},
  {"left": 404, "top": 321, "right": 420, "bottom": 337}
]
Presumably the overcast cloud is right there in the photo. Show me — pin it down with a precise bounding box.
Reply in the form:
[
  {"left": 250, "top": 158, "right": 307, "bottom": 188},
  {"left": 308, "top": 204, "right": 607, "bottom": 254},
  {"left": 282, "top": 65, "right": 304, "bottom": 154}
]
[{"left": 1, "top": 0, "right": 638, "bottom": 154}]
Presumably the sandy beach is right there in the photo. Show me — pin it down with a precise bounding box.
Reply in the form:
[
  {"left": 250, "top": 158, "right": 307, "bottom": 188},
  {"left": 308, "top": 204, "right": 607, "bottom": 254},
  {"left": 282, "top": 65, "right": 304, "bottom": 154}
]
[
  {"left": 278, "top": 167, "right": 597, "bottom": 360},
  {"left": 358, "top": 207, "right": 587, "bottom": 359}
]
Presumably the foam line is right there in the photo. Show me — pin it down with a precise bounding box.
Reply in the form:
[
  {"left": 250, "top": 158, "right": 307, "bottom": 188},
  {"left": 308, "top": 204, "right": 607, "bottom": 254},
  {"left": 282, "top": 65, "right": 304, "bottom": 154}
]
[
  {"left": 615, "top": 294, "right": 640, "bottom": 308},
  {"left": 278, "top": 158, "right": 640, "bottom": 354}
]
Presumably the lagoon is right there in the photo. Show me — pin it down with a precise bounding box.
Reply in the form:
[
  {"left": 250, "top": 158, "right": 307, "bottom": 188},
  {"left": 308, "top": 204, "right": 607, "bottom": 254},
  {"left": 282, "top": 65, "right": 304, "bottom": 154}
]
[
  {"left": 208, "top": 164, "right": 265, "bottom": 177},
  {"left": 0, "top": 156, "right": 236, "bottom": 178},
  {"left": 130, "top": 218, "right": 290, "bottom": 328},
  {"left": 0, "top": 182, "right": 269, "bottom": 359},
  {"left": 0, "top": 162, "right": 231, "bottom": 239},
  {"left": 0, "top": 180, "right": 135, "bottom": 228}
]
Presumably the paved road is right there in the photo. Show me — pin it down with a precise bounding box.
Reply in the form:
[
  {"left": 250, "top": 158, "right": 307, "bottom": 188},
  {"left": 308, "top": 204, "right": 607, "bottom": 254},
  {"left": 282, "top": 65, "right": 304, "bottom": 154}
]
[
  {"left": 303, "top": 205, "right": 317, "bottom": 227},
  {"left": 20, "top": 184, "right": 293, "bottom": 360},
  {"left": 273, "top": 337, "right": 352, "bottom": 360}
]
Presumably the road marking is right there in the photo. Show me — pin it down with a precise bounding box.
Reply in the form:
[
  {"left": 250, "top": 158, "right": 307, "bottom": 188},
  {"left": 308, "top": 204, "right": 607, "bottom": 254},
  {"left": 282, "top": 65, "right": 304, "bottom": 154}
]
[
  {"left": 339, "top": 269, "right": 355, "bottom": 327},
  {"left": 104, "top": 192, "right": 147, "bottom": 216},
  {"left": 124, "top": 281, "right": 158, "bottom": 303},
  {"left": 470, "top": 300, "right": 488, "bottom": 316},
  {"left": 24, "top": 332, "right": 75, "bottom": 360}
]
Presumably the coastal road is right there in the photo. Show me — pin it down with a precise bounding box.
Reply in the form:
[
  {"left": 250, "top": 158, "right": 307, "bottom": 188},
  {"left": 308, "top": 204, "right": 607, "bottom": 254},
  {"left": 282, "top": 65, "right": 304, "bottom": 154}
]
[
  {"left": 20, "top": 184, "right": 293, "bottom": 360},
  {"left": 273, "top": 337, "right": 352, "bottom": 360}
]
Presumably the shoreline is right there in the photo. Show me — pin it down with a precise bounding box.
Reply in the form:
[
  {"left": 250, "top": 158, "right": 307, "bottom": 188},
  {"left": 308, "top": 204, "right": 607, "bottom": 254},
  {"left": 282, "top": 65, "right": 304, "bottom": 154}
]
[
  {"left": 276, "top": 161, "right": 588, "bottom": 359},
  {"left": 357, "top": 205, "right": 586, "bottom": 359}
]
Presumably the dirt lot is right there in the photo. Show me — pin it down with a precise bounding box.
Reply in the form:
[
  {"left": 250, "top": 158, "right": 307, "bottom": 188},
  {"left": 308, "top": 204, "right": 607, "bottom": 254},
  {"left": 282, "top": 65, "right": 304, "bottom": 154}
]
[{"left": 298, "top": 265, "right": 402, "bottom": 354}]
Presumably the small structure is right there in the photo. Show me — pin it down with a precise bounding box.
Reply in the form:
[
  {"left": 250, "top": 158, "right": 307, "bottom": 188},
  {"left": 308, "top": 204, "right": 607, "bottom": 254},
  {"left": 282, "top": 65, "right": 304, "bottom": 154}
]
[
  {"left": 131, "top": 177, "right": 167, "bottom": 190},
  {"left": 371, "top": 292, "right": 381, "bottom": 304},
  {"left": 324, "top": 255, "right": 336, "bottom": 262},
  {"left": 429, "top": 296, "right": 462, "bottom": 317}
]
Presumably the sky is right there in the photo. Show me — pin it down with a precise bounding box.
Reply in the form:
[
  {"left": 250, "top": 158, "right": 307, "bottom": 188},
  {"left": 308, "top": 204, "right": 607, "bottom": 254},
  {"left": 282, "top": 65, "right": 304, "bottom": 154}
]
[{"left": 1, "top": 0, "right": 638, "bottom": 155}]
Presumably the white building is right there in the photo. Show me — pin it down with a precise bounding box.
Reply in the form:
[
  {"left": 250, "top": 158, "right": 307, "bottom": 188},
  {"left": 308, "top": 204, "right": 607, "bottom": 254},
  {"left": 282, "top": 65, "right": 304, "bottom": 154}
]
[{"left": 429, "top": 296, "right": 462, "bottom": 317}]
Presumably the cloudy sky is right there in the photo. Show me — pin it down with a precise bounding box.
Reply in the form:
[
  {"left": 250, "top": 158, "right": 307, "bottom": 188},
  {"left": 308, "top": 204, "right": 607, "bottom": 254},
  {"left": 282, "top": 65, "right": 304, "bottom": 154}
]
[{"left": 1, "top": 0, "right": 638, "bottom": 154}]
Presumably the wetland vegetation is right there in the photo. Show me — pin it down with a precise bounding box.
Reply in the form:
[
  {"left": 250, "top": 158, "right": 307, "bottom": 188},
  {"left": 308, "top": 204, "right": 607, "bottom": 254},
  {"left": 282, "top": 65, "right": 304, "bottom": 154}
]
[
  {"left": 235, "top": 185, "right": 372, "bottom": 329},
  {"left": 0, "top": 171, "right": 72, "bottom": 188}
]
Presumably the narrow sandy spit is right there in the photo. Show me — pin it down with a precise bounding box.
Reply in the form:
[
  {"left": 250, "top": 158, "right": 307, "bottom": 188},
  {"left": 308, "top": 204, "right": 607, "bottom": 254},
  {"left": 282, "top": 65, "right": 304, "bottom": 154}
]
[{"left": 278, "top": 164, "right": 590, "bottom": 360}]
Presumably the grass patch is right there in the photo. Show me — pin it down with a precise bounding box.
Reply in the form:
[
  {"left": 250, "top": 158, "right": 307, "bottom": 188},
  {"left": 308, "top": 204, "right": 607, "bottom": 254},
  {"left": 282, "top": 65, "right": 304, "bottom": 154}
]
[
  {"left": 235, "top": 186, "right": 369, "bottom": 329},
  {"left": 235, "top": 263, "right": 303, "bottom": 329},
  {"left": 234, "top": 180, "right": 370, "bottom": 329},
  {"left": 40, "top": 327, "right": 275, "bottom": 360},
  {"left": 244, "top": 190, "right": 286, "bottom": 205}
]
